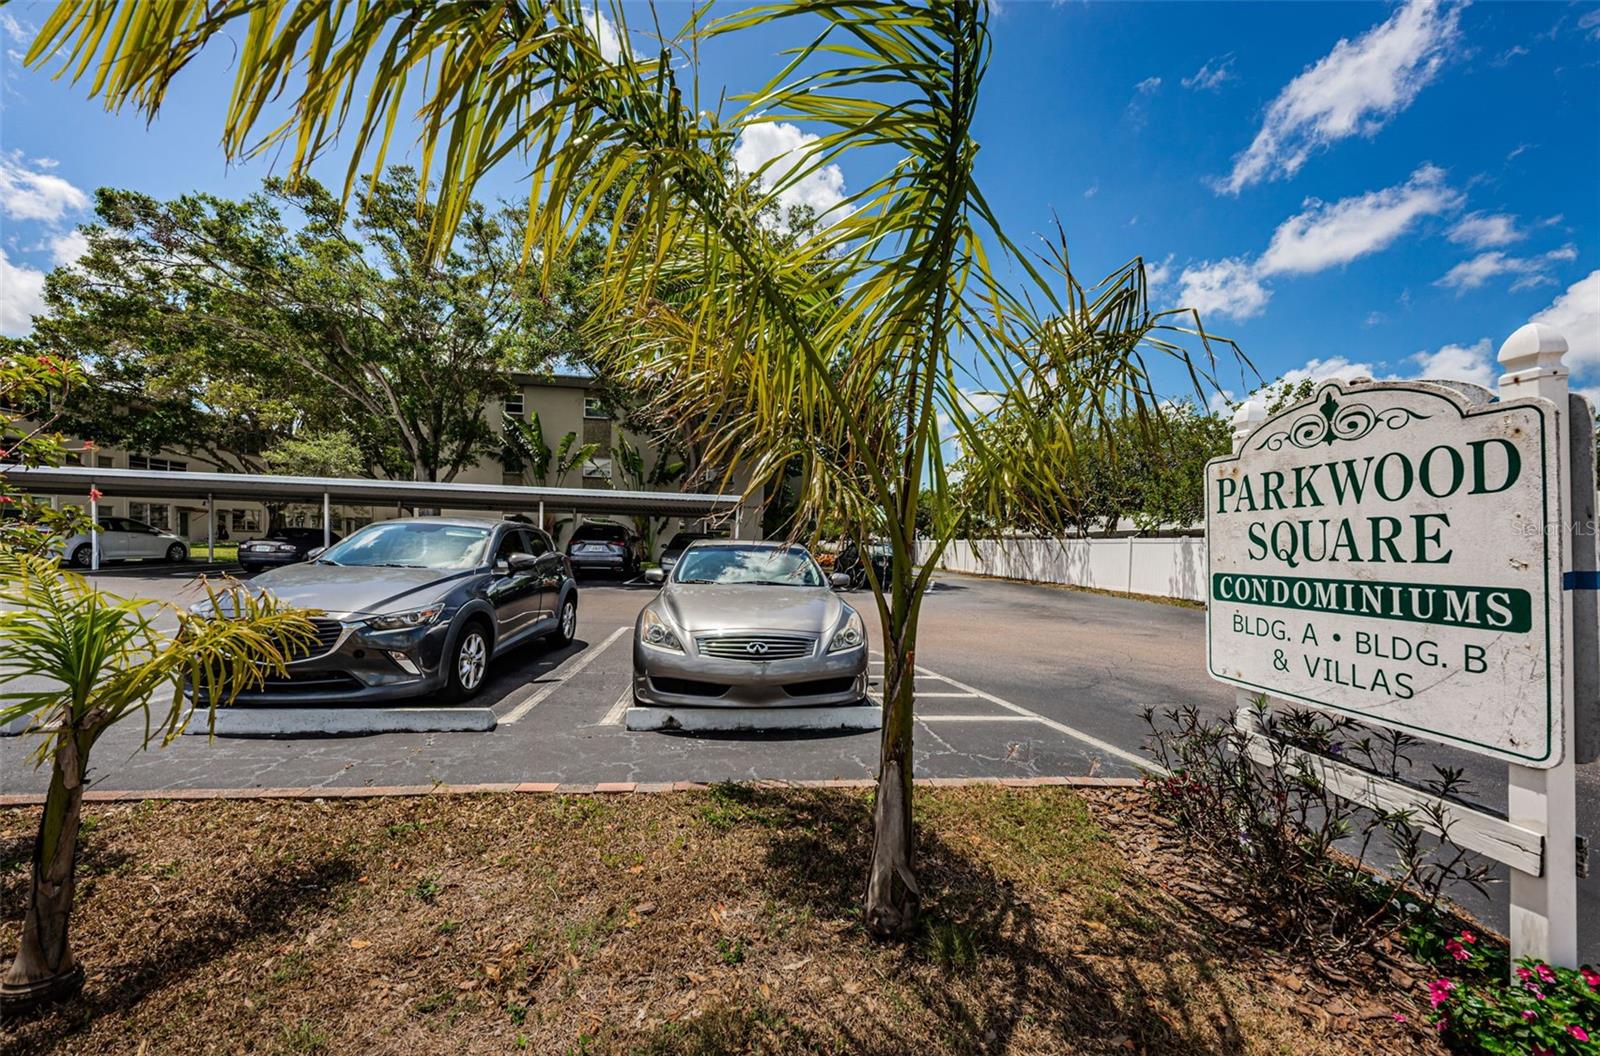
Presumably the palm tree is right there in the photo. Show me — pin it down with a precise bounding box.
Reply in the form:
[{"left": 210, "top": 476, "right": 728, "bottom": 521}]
[
  {"left": 0, "top": 554, "right": 316, "bottom": 1014},
  {"left": 28, "top": 0, "right": 1240, "bottom": 935}
]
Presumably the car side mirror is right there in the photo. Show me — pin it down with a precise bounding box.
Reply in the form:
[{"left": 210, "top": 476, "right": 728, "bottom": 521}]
[
  {"left": 306, "top": 546, "right": 326, "bottom": 560},
  {"left": 830, "top": 573, "right": 851, "bottom": 590},
  {"left": 644, "top": 568, "right": 665, "bottom": 586},
  {"left": 508, "top": 553, "right": 540, "bottom": 573}
]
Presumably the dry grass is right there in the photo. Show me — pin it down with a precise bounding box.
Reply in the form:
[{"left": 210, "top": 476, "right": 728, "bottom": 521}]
[{"left": 1, "top": 786, "right": 1446, "bottom": 1055}]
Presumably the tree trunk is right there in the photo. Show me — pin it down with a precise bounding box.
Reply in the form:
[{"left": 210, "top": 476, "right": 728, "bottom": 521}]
[
  {"left": 864, "top": 608, "right": 921, "bottom": 937},
  {"left": 1, "top": 727, "right": 88, "bottom": 1017}
]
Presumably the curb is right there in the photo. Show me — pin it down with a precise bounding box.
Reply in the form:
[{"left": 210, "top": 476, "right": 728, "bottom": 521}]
[{"left": 0, "top": 775, "right": 1141, "bottom": 807}]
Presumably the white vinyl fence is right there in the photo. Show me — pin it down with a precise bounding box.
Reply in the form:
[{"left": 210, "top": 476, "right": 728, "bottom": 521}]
[{"left": 926, "top": 535, "right": 1208, "bottom": 602}]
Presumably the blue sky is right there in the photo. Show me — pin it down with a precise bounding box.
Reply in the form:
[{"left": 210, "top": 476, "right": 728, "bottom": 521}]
[{"left": 2, "top": 0, "right": 1598, "bottom": 406}]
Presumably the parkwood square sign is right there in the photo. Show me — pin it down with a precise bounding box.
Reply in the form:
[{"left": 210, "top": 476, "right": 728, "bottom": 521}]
[{"left": 1206, "top": 381, "right": 1564, "bottom": 766}]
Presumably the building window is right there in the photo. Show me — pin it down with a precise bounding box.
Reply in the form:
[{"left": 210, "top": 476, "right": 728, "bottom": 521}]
[
  {"left": 582, "top": 456, "right": 613, "bottom": 480},
  {"left": 131, "top": 503, "right": 171, "bottom": 530},
  {"left": 96, "top": 456, "right": 115, "bottom": 468},
  {"left": 583, "top": 396, "right": 610, "bottom": 420},
  {"left": 505, "top": 391, "right": 525, "bottom": 420},
  {"left": 128, "top": 454, "right": 188, "bottom": 473}
]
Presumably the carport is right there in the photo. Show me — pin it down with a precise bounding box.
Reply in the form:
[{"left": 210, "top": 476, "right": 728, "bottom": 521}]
[{"left": 1, "top": 464, "right": 747, "bottom": 570}]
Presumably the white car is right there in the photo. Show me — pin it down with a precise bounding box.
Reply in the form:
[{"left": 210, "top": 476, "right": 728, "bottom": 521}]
[{"left": 62, "top": 516, "right": 190, "bottom": 568}]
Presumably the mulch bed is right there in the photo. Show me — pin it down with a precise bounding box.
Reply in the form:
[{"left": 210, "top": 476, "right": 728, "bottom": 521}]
[{"left": 1, "top": 785, "right": 1451, "bottom": 1055}]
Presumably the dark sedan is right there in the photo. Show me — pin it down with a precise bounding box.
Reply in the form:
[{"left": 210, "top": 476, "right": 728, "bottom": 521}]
[
  {"left": 238, "top": 526, "right": 343, "bottom": 573},
  {"left": 657, "top": 530, "right": 725, "bottom": 577},
  {"left": 196, "top": 517, "right": 577, "bottom": 704}
]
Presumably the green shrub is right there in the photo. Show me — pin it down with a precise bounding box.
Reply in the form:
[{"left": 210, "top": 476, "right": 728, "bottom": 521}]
[{"left": 1430, "top": 959, "right": 1599, "bottom": 1054}]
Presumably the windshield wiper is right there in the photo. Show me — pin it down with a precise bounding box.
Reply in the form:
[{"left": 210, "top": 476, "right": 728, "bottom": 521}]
[
  {"left": 374, "top": 562, "right": 428, "bottom": 568},
  {"left": 676, "top": 578, "right": 716, "bottom": 584}
]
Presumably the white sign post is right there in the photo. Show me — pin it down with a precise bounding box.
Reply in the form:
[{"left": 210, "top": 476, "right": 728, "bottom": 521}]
[{"left": 1207, "top": 323, "right": 1585, "bottom": 968}]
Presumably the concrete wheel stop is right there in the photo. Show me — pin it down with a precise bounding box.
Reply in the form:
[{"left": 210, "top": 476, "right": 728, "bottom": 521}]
[
  {"left": 624, "top": 703, "right": 882, "bottom": 733},
  {"left": 181, "top": 705, "right": 497, "bottom": 738}
]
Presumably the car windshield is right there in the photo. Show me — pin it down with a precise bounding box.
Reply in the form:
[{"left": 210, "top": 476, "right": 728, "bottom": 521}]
[
  {"left": 317, "top": 522, "right": 490, "bottom": 570},
  {"left": 672, "top": 545, "right": 823, "bottom": 587}
]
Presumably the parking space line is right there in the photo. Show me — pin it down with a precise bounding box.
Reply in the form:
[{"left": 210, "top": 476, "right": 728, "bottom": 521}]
[
  {"left": 599, "top": 685, "right": 632, "bottom": 727},
  {"left": 498, "top": 626, "right": 629, "bottom": 725},
  {"left": 867, "top": 651, "right": 1163, "bottom": 774},
  {"left": 918, "top": 715, "right": 1035, "bottom": 723}
]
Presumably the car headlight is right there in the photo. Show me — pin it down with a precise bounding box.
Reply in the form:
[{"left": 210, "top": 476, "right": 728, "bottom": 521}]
[
  {"left": 639, "top": 608, "right": 683, "bottom": 652},
  {"left": 362, "top": 606, "right": 444, "bottom": 632},
  {"left": 828, "top": 610, "right": 866, "bottom": 653}
]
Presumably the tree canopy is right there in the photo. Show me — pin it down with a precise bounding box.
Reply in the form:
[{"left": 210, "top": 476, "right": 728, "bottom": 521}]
[{"left": 30, "top": 169, "right": 585, "bottom": 481}]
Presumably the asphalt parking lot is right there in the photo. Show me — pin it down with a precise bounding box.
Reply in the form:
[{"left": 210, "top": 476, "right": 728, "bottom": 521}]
[
  {"left": 4, "top": 561, "right": 1599, "bottom": 956},
  {"left": 0, "top": 566, "right": 1215, "bottom": 794}
]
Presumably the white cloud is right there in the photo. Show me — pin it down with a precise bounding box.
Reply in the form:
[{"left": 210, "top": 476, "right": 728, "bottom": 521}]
[
  {"left": 1083, "top": 184, "right": 1098, "bottom": 199},
  {"left": 1532, "top": 270, "right": 1600, "bottom": 369},
  {"left": 1256, "top": 164, "right": 1461, "bottom": 276},
  {"left": 0, "top": 12, "right": 26, "bottom": 45},
  {"left": 1446, "top": 211, "right": 1523, "bottom": 249},
  {"left": 1218, "top": 0, "right": 1463, "bottom": 194},
  {"left": 1581, "top": 8, "right": 1600, "bottom": 41},
  {"left": 1134, "top": 76, "right": 1162, "bottom": 94},
  {"left": 1144, "top": 253, "right": 1173, "bottom": 296},
  {"left": 1435, "top": 246, "right": 1577, "bottom": 293},
  {"left": 1282, "top": 356, "right": 1380, "bottom": 384},
  {"left": 49, "top": 229, "right": 88, "bottom": 268},
  {"left": 1173, "top": 167, "right": 1461, "bottom": 323},
  {"left": 1412, "top": 337, "right": 1496, "bottom": 387},
  {"left": 1181, "top": 55, "right": 1236, "bottom": 92},
  {"left": 732, "top": 122, "right": 846, "bottom": 223},
  {"left": 580, "top": 6, "right": 623, "bottom": 62},
  {"left": 0, "top": 151, "right": 87, "bottom": 222},
  {"left": 1507, "top": 143, "right": 1533, "bottom": 162},
  {"left": 0, "top": 249, "right": 46, "bottom": 337},
  {"left": 1176, "top": 257, "right": 1271, "bottom": 321}
]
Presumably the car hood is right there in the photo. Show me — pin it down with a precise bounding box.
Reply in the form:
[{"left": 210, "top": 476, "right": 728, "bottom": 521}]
[
  {"left": 658, "top": 583, "right": 846, "bottom": 635},
  {"left": 248, "top": 561, "right": 467, "bottom": 616}
]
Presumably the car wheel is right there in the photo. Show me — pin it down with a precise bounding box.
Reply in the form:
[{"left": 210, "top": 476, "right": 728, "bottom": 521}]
[
  {"left": 70, "top": 543, "right": 93, "bottom": 569},
  {"left": 165, "top": 542, "right": 188, "bottom": 563},
  {"left": 444, "top": 621, "right": 491, "bottom": 703},
  {"left": 553, "top": 594, "right": 577, "bottom": 646}
]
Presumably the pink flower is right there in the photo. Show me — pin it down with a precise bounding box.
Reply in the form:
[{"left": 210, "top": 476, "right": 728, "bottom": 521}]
[
  {"left": 1536, "top": 963, "right": 1557, "bottom": 983},
  {"left": 1392, "top": 1013, "right": 1408, "bottom": 1024},
  {"left": 1582, "top": 967, "right": 1600, "bottom": 989},
  {"left": 1459, "top": 930, "right": 1476, "bottom": 944},
  {"left": 1518, "top": 967, "right": 1536, "bottom": 982},
  {"left": 88, "top": 487, "right": 102, "bottom": 501},
  {"left": 1428, "top": 979, "right": 1455, "bottom": 1008},
  {"left": 1445, "top": 939, "right": 1469, "bottom": 961},
  {"left": 1524, "top": 1010, "right": 1538, "bottom": 1021},
  {"left": 82, "top": 439, "right": 96, "bottom": 451},
  {"left": 1572, "top": 1026, "right": 1590, "bottom": 1042}
]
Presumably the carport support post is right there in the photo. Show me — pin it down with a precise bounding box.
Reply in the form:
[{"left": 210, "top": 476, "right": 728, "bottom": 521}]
[
  {"left": 322, "top": 492, "right": 331, "bottom": 548},
  {"left": 1499, "top": 323, "right": 1579, "bottom": 969},
  {"left": 206, "top": 492, "right": 214, "bottom": 562},
  {"left": 88, "top": 490, "right": 99, "bottom": 571},
  {"left": 538, "top": 500, "right": 544, "bottom": 531}
]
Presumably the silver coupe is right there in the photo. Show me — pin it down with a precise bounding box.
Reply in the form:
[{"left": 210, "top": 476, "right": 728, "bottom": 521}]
[{"left": 633, "top": 541, "right": 868, "bottom": 711}]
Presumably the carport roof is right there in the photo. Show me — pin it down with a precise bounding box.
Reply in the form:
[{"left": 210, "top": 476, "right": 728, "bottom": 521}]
[{"left": 0, "top": 464, "right": 742, "bottom": 518}]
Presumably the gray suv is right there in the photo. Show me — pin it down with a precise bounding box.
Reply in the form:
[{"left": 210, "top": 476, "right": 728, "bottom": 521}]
[{"left": 196, "top": 517, "right": 577, "bottom": 704}]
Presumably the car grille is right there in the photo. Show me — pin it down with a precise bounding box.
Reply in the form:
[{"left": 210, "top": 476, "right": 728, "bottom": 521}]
[
  {"left": 649, "top": 677, "right": 730, "bottom": 698},
  {"left": 695, "top": 634, "right": 814, "bottom": 661},
  {"left": 285, "top": 618, "right": 346, "bottom": 662},
  {"left": 257, "top": 670, "right": 364, "bottom": 694},
  {"left": 783, "top": 676, "right": 859, "bottom": 697}
]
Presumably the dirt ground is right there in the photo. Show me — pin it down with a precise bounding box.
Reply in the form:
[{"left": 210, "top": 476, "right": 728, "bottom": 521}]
[{"left": 1, "top": 786, "right": 1450, "bottom": 1055}]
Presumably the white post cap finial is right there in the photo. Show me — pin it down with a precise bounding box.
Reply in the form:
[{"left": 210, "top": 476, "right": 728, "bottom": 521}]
[
  {"left": 1499, "top": 323, "right": 1569, "bottom": 377},
  {"left": 1231, "top": 398, "right": 1266, "bottom": 448}
]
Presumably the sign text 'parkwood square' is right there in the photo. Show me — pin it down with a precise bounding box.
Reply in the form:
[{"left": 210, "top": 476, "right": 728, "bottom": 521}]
[{"left": 1206, "top": 382, "right": 1562, "bottom": 766}]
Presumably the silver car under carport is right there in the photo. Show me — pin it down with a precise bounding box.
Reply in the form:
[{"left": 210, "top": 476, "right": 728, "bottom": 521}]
[{"left": 628, "top": 541, "right": 877, "bottom": 731}]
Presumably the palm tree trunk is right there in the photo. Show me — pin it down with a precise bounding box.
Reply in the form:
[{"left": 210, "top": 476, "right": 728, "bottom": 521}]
[
  {"left": 1, "top": 727, "right": 88, "bottom": 1016},
  {"left": 864, "top": 594, "right": 921, "bottom": 937}
]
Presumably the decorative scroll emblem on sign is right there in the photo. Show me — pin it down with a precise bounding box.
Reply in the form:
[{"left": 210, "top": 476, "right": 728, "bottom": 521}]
[
  {"left": 1205, "top": 381, "right": 1563, "bottom": 767},
  {"left": 1255, "top": 390, "right": 1431, "bottom": 452}
]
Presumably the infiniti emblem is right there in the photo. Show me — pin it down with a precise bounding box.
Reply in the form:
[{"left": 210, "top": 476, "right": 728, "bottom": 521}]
[{"left": 745, "top": 641, "right": 769, "bottom": 655}]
